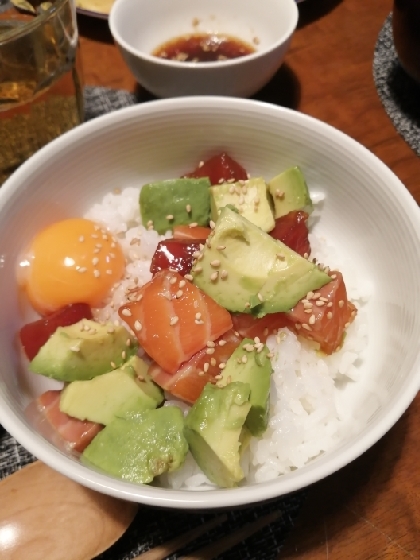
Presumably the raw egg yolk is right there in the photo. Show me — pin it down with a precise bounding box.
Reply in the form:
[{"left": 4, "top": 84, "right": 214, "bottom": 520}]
[{"left": 19, "top": 218, "right": 125, "bottom": 314}]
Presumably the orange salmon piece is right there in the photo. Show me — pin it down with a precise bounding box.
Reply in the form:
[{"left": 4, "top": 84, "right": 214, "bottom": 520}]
[
  {"left": 286, "top": 271, "right": 357, "bottom": 354},
  {"left": 119, "top": 270, "right": 232, "bottom": 374},
  {"left": 37, "top": 390, "right": 103, "bottom": 452},
  {"left": 231, "top": 312, "right": 290, "bottom": 343},
  {"left": 173, "top": 225, "right": 212, "bottom": 240},
  {"left": 149, "top": 329, "right": 242, "bottom": 403}
]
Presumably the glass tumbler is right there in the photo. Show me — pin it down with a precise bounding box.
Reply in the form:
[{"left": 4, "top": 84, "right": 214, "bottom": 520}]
[{"left": 393, "top": 0, "right": 420, "bottom": 83}]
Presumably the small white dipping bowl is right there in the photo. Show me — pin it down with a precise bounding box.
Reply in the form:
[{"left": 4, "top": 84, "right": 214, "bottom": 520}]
[
  {"left": 0, "top": 97, "right": 420, "bottom": 510},
  {"left": 109, "top": 0, "right": 298, "bottom": 98}
]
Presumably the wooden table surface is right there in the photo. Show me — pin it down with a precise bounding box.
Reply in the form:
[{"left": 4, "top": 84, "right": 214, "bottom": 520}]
[{"left": 77, "top": 0, "right": 420, "bottom": 557}]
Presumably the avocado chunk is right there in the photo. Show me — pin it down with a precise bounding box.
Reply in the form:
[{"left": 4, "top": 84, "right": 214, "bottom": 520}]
[
  {"left": 210, "top": 178, "right": 275, "bottom": 232},
  {"left": 268, "top": 166, "right": 313, "bottom": 218},
  {"left": 140, "top": 178, "right": 211, "bottom": 234},
  {"left": 59, "top": 356, "right": 164, "bottom": 425},
  {"left": 184, "top": 382, "right": 251, "bottom": 488},
  {"left": 82, "top": 406, "right": 188, "bottom": 484},
  {"left": 30, "top": 319, "right": 138, "bottom": 382},
  {"left": 191, "top": 206, "right": 331, "bottom": 317},
  {"left": 218, "top": 338, "right": 272, "bottom": 436}
]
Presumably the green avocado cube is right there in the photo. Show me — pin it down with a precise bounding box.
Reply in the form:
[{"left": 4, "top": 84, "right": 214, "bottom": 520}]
[
  {"left": 218, "top": 338, "right": 272, "bottom": 436},
  {"left": 191, "top": 206, "right": 331, "bottom": 317},
  {"left": 59, "top": 356, "right": 164, "bottom": 425},
  {"left": 268, "top": 166, "right": 313, "bottom": 218},
  {"left": 82, "top": 406, "right": 188, "bottom": 484},
  {"left": 184, "top": 382, "right": 251, "bottom": 488},
  {"left": 139, "top": 178, "right": 211, "bottom": 234},
  {"left": 210, "top": 178, "right": 275, "bottom": 232},
  {"left": 29, "top": 320, "right": 138, "bottom": 382}
]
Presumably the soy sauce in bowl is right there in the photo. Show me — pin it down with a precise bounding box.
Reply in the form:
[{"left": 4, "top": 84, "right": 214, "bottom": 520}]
[{"left": 152, "top": 33, "right": 256, "bottom": 63}]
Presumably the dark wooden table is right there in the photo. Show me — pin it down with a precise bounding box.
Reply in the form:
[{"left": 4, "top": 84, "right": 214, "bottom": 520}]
[{"left": 78, "top": 0, "right": 420, "bottom": 556}]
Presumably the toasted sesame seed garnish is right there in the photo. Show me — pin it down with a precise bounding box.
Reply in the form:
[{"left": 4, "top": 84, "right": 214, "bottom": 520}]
[
  {"left": 206, "top": 341, "right": 216, "bottom": 348},
  {"left": 77, "top": 267, "right": 87, "bottom": 273},
  {"left": 95, "top": 243, "right": 102, "bottom": 249},
  {"left": 206, "top": 238, "right": 212, "bottom": 248},
  {"left": 170, "top": 316, "right": 179, "bottom": 326},
  {"left": 304, "top": 308, "right": 312, "bottom": 314},
  {"left": 79, "top": 235, "right": 84, "bottom": 242},
  {"left": 176, "top": 290, "right": 183, "bottom": 298},
  {"left": 179, "top": 280, "right": 186, "bottom": 288},
  {"left": 243, "top": 343, "right": 254, "bottom": 352},
  {"left": 186, "top": 204, "right": 192, "bottom": 213},
  {"left": 210, "top": 358, "right": 216, "bottom": 366},
  {"left": 257, "top": 293, "right": 264, "bottom": 302},
  {"left": 169, "top": 276, "right": 177, "bottom": 285},
  {"left": 308, "top": 315, "right": 316, "bottom": 325},
  {"left": 111, "top": 242, "right": 116, "bottom": 248},
  {"left": 331, "top": 274, "right": 337, "bottom": 279},
  {"left": 210, "top": 271, "right": 219, "bottom": 282},
  {"left": 215, "top": 374, "right": 223, "bottom": 380},
  {"left": 219, "top": 363, "right": 226, "bottom": 370},
  {"left": 324, "top": 266, "right": 330, "bottom": 274},
  {"left": 351, "top": 310, "right": 356, "bottom": 317},
  {"left": 110, "top": 361, "right": 116, "bottom": 368},
  {"left": 227, "top": 178, "right": 236, "bottom": 184},
  {"left": 338, "top": 300, "right": 344, "bottom": 308},
  {"left": 275, "top": 190, "right": 285, "bottom": 199},
  {"left": 315, "top": 300, "right": 325, "bottom": 307},
  {"left": 344, "top": 322, "right": 350, "bottom": 328},
  {"left": 220, "top": 270, "right": 228, "bottom": 280},
  {"left": 218, "top": 178, "right": 224, "bottom": 184},
  {"left": 217, "top": 245, "right": 226, "bottom": 251},
  {"left": 91, "top": 234, "right": 99, "bottom": 239},
  {"left": 303, "top": 252, "right": 309, "bottom": 259},
  {"left": 93, "top": 269, "right": 100, "bottom": 278},
  {"left": 114, "top": 320, "right": 120, "bottom": 327},
  {"left": 209, "top": 220, "right": 216, "bottom": 229},
  {"left": 203, "top": 362, "right": 209, "bottom": 372},
  {"left": 189, "top": 222, "right": 198, "bottom": 228},
  {"left": 320, "top": 297, "right": 328, "bottom": 302},
  {"left": 302, "top": 324, "right": 312, "bottom": 331},
  {"left": 307, "top": 291, "right": 314, "bottom": 300},
  {"left": 92, "top": 257, "right": 99, "bottom": 266},
  {"left": 166, "top": 214, "right": 174, "bottom": 220},
  {"left": 327, "top": 312, "right": 333, "bottom": 319},
  {"left": 210, "top": 260, "right": 220, "bottom": 268},
  {"left": 206, "top": 347, "right": 215, "bottom": 355},
  {"left": 194, "top": 265, "right": 203, "bottom": 273},
  {"left": 121, "top": 308, "right": 132, "bottom": 317},
  {"left": 312, "top": 293, "right": 321, "bottom": 300},
  {"left": 70, "top": 345, "right": 80, "bottom": 352},
  {"left": 219, "top": 339, "right": 227, "bottom": 346},
  {"left": 295, "top": 323, "right": 302, "bottom": 329},
  {"left": 254, "top": 336, "right": 261, "bottom": 344},
  {"left": 138, "top": 375, "right": 145, "bottom": 382},
  {"left": 277, "top": 253, "right": 285, "bottom": 261},
  {"left": 106, "top": 270, "right": 113, "bottom": 275},
  {"left": 147, "top": 220, "right": 153, "bottom": 227},
  {"left": 107, "top": 327, "right": 115, "bottom": 334},
  {"left": 147, "top": 225, "right": 154, "bottom": 231},
  {"left": 184, "top": 274, "right": 193, "bottom": 281},
  {"left": 198, "top": 160, "right": 204, "bottom": 167},
  {"left": 126, "top": 338, "right": 131, "bottom": 347},
  {"left": 195, "top": 319, "right": 204, "bottom": 325},
  {"left": 241, "top": 355, "right": 248, "bottom": 364},
  {"left": 303, "top": 301, "right": 312, "bottom": 309},
  {"left": 245, "top": 302, "right": 251, "bottom": 308},
  {"left": 121, "top": 350, "right": 126, "bottom": 360},
  {"left": 102, "top": 234, "right": 108, "bottom": 241},
  {"left": 327, "top": 302, "right": 333, "bottom": 308},
  {"left": 198, "top": 371, "right": 205, "bottom": 376}
]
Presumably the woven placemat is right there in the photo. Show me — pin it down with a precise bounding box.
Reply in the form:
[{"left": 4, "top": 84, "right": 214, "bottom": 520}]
[
  {"left": 0, "top": 86, "right": 306, "bottom": 559},
  {"left": 373, "top": 13, "right": 420, "bottom": 157}
]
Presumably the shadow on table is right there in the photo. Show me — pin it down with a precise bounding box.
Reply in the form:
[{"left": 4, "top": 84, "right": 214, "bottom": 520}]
[
  {"left": 77, "top": 13, "right": 113, "bottom": 43},
  {"left": 279, "top": 405, "right": 411, "bottom": 557},
  {"left": 297, "top": 0, "right": 344, "bottom": 29}
]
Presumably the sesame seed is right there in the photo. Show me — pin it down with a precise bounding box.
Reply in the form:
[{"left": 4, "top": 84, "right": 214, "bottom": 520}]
[
  {"left": 320, "top": 297, "right": 328, "bottom": 302},
  {"left": 316, "top": 300, "right": 325, "bottom": 307},
  {"left": 254, "top": 196, "right": 260, "bottom": 204},
  {"left": 170, "top": 316, "right": 179, "bottom": 326},
  {"left": 179, "top": 280, "right": 186, "bottom": 288},
  {"left": 303, "top": 301, "right": 312, "bottom": 309},
  {"left": 206, "top": 238, "right": 212, "bottom": 248},
  {"left": 217, "top": 245, "right": 226, "bottom": 251},
  {"left": 219, "top": 363, "right": 226, "bottom": 370},
  {"left": 110, "top": 361, "right": 116, "bottom": 368},
  {"left": 126, "top": 338, "right": 131, "bottom": 346},
  {"left": 78, "top": 267, "right": 87, "bottom": 273},
  {"left": 91, "top": 234, "right": 99, "bottom": 239},
  {"left": 79, "top": 235, "right": 84, "bottom": 242},
  {"left": 121, "top": 350, "right": 126, "bottom": 360},
  {"left": 93, "top": 269, "right": 100, "bottom": 278},
  {"left": 267, "top": 352, "right": 274, "bottom": 358},
  {"left": 195, "top": 319, "right": 204, "bottom": 325},
  {"left": 166, "top": 214, "right": 174, "bottom": 220},
  {"left": 327, "top": 312, "right": 333, "bottom": 319},
  {"left": 147, "top": 220, "right": 153, "bottom": 227},
  {"left": 243, "top": 343, "right": 254, "bottom": 352},
  {"left": 215, "top": 374, "right": 223, "bottom": 380},
  {"left": 327, "top": 302, "right": 333, "bottom": 308},
  {"left": 257, "top": 293, "right": 264, "bottom": 302},
  {"left": 275, "top": 190, "right": 285, "bottom": 199},
  {"left": 198, "top": 371, "right": 205, "bottom": 376},
  {"left": 106, "top": 270, "right": 113, "bottom": 275},
  {"left": 220, "top": 270, "right": 228, "bottom": 279},
  {"left": 210, "top": 271, "right": 219, "bottom": 282},
  {"left": 198, "top": 160, "right": 204, "bottom": 167},
  {"left": 102, "top": 234, "right": 108, "bottom": 240},
  {"left": 184, "top": 274, "right": 193, "bottom": 281},
  {"left": 95, "top": 243, "right": 102, "bottom": 249},
  {"left": 218, "top": 178, "right": 224, "bottom": 184},
  {"left": 121, "top": 308, "right": 132, "bottom": 317},
  {"left": 241, "top": 355, "right": 248, "bottom": 364},
  {"left": 254, "top": 336, "right": 261, "bottom": 344},
  {"left": 312, "top": 293, "right": 321, "bottom": 300},
  {"left": 277, "top": 253, "right": 285, "bottom": 261},
  {"left": 263, "top": 328, "right": 269, "bottom": 336},
  {"left": 206, "top": 347, "right": 215, "bottom": 355},
  {"left": 111, "top": 242, "right": 116, "bottom": 248},
  {"left": 70, "top": 345, "right": 80, "bottom": 352},
  {"left": 227, "top": 178, "right": 236, "bottom": 184},
  {"left": 234, "top": 331, "right": 240, "bottom": 336},
  {"left": 210, "top": 260, "right": 220, "bottom": 268},
  {"left": 176, "top": 290, "right": 183, "bottom": 298},
  {"left": 194, "top": 265, "right": 203, "bottom": 273},
  {"left": 92, "top": 257, "right": 99, "bottom": 266},
  {"left": 295, "top": 323, "right": 302, "bottom": 329},
  {"left": 147, "top": 225, "right": 154, "bottom": 231},
  {"left": 245, "top": 302, "right": 251, "bottom": 308},
  {"left": 189, "top": 223, "right": 198, "bottom": 228},
  {"left": 304, "top": 308, "right": 312, "bottom": 314},
  {"left": 303, "top": 252, "right": 309, "bottom": 259},
  {"left": 204, "top": 362, "right": 209, "bottom": 372},
  {"left": 338, "top": 300, "right": 344, "bottom": 308},
  {"left": 210, "top": 357, "right": 216, "bottom": 366},
  {"left": 308, "top": 315, "right": 316, "bottom": 325},
  {"left": 209, "top": 220, "right": 215, "bottom": 229},
  {"left": 186, "top": 204, "right": 192, "bottom": 213},
  {"left": 331, "top": 274, "right": 337, "bottom": 279},
  {"left": 307, "top": 291, "right": 314, "bottom": 300},
  {"left": 169, "top": 276, "right": 177, "bottom": 285},
  {"left": 206, "top": 341, "right": 216, "bottom": 348},
  {"left": 107, "top": 327, "right": 115, "bottom": 334},
  {"left": 302, "top": 324, "right": 312, "bottom": 331}
]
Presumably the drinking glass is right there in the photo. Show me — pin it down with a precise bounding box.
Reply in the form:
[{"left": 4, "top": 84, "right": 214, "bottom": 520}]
[
  {"left": 0, "top": 0, "right": 84, "bottom": 184},
  {"left": 393, "top": 0, "right": 420, "bottom": 83}
]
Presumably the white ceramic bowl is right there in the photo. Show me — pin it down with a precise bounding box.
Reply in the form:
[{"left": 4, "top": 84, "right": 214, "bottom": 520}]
[
  {"left": 1, "top": 97, "right": 420, "bottom": 509},
  {"left": 109, "top": 0, "right": 298, "bottom": 98}
]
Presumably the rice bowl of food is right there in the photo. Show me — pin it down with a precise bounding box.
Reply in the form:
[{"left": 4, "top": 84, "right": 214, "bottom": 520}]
[{"left": 0, "top": 97, "right": 419, "bottom": 509}]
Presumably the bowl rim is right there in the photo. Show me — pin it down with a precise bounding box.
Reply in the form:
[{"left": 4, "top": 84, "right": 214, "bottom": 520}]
[
  {"left": 108, "top": 0, "right": 299, "bottom": 70},
  {"left": 1, "top": 96, "right": 420, "bottom": 509}
]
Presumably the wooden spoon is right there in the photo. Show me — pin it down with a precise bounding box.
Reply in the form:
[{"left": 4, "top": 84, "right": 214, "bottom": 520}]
[{"left": 0, "top": 461, "right": 138, "bottom": 560}]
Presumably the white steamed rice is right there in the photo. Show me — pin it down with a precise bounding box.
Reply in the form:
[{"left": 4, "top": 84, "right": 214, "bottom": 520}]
[{"left": 84, "top": 185, "right": 371, "bottom": 489}]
